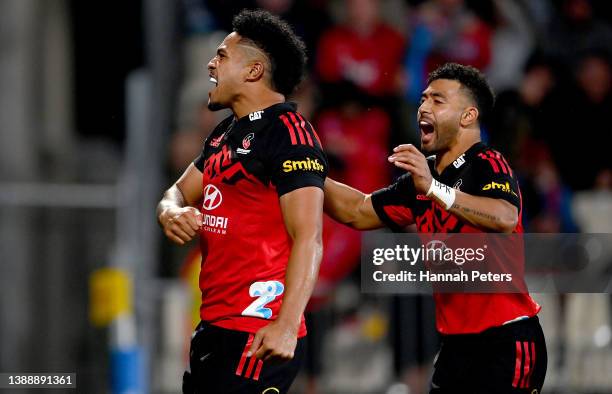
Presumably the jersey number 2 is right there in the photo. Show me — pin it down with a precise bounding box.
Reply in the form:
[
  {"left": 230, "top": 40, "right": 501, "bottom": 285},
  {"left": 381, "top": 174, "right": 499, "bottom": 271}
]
[{"left": 241, "top": 281, "right": 284, "bottom": 319}]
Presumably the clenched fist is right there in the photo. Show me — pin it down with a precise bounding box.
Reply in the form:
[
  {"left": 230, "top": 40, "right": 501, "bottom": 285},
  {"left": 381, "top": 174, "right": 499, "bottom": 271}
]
[{"left": 159, "top": 206, "right": 203, "bottom": 245}]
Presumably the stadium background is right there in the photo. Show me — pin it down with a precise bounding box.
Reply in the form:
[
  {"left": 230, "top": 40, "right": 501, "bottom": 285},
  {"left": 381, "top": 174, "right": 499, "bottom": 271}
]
[{"left": 0, "top": 0, "right": 611, "bottom": 393}]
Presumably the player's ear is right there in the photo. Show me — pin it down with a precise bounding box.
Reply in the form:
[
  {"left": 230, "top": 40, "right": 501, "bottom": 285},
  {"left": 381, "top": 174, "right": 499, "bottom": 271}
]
[
  {"left": 245, "top": 61, "right": 264, "bottom": 82},
  {"left": 460, "top": 107, "right": 479, "bottom": 127}
]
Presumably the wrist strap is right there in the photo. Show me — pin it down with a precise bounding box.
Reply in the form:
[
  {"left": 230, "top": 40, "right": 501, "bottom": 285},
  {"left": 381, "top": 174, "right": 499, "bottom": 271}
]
[{"left": 426, "top": 179, "right": 456, "bottom": 210}]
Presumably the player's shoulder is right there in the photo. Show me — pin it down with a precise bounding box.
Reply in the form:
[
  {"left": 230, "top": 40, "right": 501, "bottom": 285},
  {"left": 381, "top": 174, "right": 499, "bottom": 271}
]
[
  {"left": 469, "top": 142, "right": 515, "bottom": 175},
  {"left": 261, "top": 103, "right": 323, "bottom": 151}
]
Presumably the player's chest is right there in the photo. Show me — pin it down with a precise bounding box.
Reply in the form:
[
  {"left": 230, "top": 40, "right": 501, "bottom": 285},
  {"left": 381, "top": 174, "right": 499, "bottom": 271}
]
[{"left": 201, "top": 129, "right": 267, "bottom": 184}]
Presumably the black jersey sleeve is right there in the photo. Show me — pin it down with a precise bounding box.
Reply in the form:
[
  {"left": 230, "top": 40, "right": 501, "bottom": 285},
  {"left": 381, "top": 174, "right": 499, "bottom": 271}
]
[
  {"left": 370, "top": 174, "right": 417, "bottom": 231},
  {"left": 472, "top": 149, "right": 521, "bottom": 210},
  {"left": 265, "top": 112, "right": 328, "bottom": 197}
]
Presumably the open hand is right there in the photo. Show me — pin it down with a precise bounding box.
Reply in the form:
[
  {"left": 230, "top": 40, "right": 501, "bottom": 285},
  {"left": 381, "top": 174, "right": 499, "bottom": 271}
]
[{"left": 388, "top": 144, "right": 433, "bottom": 194}]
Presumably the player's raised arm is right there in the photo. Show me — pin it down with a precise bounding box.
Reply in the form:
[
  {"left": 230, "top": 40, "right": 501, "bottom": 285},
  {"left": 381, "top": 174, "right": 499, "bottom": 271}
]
[
  {"left": 390, "top": 144, "right": 519, "bottom": 233},
  {"left": 323, "top": 178, "right": 384, "bottom": 230},
  {"left": 157, "top": 163, "right": 203, "bottom": 245}
]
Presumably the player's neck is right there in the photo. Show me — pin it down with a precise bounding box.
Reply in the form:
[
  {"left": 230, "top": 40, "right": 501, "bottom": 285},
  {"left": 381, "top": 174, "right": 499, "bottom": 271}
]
[
  {"left": 435, "top": 130, "right": 480, "bottom": 174},
  {"left": 231, "top": 89, "right": 285, "bottom": 119}
]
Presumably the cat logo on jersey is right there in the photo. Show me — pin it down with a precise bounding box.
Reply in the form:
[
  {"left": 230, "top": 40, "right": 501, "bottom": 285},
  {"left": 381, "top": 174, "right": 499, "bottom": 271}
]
[
  {"left": 453, "top": 154, "right": 466, "bottom": 168},
  {"left": 249, "top": 110, "right": 264, "bottom": 121},
  {"left": 282, "top": 157, "right": 325, "bottom": 173}
]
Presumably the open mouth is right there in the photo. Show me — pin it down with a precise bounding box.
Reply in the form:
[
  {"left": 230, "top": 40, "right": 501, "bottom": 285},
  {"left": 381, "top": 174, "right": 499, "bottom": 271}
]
[
  {"left": 419, "top": 120, "right": 434, "bottom": 134},
  {"left": 419, "top": 120, "right": 435, "bottom": 144},
  {"left": 209, "top": 76, "right": 218, "bottom": 86}
]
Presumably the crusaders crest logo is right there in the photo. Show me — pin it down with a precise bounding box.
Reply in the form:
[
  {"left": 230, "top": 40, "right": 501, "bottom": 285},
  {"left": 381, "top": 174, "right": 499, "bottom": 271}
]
[{"left": 242, "top": 133, "right": 254, "bottom": 149}]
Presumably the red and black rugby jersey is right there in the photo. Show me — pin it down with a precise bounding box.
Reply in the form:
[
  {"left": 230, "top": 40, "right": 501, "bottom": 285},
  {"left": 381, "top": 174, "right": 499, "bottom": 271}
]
[
  {"left": 193, "top": 102, "right": 327, "bottom": 337},
  {"left": 371, "top": 142, "right": 540, "bottom": 334}
]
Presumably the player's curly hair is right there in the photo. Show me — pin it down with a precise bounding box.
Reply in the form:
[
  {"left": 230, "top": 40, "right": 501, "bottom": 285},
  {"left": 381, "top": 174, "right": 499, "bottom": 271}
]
[
  {"left": 427, "top": 63, "right": 495, "bottom": 124},
  {"left": 232, "top": 9, "right": 307, "bottom": 97}
]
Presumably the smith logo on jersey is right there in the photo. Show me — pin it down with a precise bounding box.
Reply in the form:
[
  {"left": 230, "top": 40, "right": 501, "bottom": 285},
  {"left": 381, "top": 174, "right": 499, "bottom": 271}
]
[{"left": 282, "top": 157, "right": 325, "bottom": 173}]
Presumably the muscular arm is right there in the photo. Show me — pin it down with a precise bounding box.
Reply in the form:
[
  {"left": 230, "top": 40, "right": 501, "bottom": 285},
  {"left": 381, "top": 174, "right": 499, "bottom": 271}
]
[
  {"left": 447, "top": 192, "right": 518, "bottom": 233},
  {"left": 323, "top": 178, "right": 384, "bottom": 230},
  {"left": 157, "top": 163, "right": 203, "bottom": 245},
  {"left": 248, "top": 186, "right": 324, "bottom": 361},
  {"left": 278, "top": 186, "right": 324, "bottom": 329},
  {"left": 390, "top": 144, "right": 519, "bottom": 233}
]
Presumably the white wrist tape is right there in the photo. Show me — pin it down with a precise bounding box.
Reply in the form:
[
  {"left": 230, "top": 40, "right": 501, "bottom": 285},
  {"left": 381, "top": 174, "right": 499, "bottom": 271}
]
[{"left": 426, "top": 179, "right": 456, "bottom": 210}]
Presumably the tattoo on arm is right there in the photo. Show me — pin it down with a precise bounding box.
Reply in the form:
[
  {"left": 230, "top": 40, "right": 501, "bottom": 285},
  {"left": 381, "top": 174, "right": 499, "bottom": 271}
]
[{"left": 451, "top": 203, "right": 501, "bottom": 222}]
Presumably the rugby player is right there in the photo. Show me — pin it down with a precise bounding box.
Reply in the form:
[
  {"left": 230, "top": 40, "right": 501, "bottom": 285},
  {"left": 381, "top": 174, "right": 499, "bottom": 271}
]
[
  {"left": 157, "top": 10, "right": 327, "bottom": 394},
  {"left": 324, "top": 63, "right": 547, "bottom": 393}
]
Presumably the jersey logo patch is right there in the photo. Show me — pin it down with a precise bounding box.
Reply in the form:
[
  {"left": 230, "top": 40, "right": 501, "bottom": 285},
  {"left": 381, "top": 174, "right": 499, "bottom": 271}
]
[
  {"left": 482, "top": 181, "right": 517, "bottom": 196},
  {"left": 203, "top": 184, "right": 223, "bottom": 210},
  {"left": 453, "top": 154, "right": 466, "bottom": 168},
  {"left": 453, "top": 179, "right": 463, "bottom": 190},
  {"left": 237, "top": 133, "right": 254, "bottom": 154},
  {"left": 209, "top": 132, "right": 226, "bottom": 147},
  {"left": 282, "top": 157, "right": 324, "bottom": 173},
  {"left": 249, "top": 110, "right": 263, "bottom": 121}
]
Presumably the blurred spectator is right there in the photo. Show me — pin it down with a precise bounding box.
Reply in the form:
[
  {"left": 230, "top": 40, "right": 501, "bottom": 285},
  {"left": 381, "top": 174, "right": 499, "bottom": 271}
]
[
  {"left": 490, "top": 53, "right": 579, "bottom": 231},
  {"left": 523, "top": 0, "right": 556, "bottom": 35},
  {"left": 486, "top": 0, "right": 537, "bottom": 91},
  {"left": 572, "top": 169, "right": 612, "bottom": 232},
  {"left": 316, "top": 84, "right": 391, "bottom": 191},
  {"left": 489, "top": 53, "right": 558, "bottom": 165},
  {"left": 316, "top": 0, "right": 405, "bottom": 98},
  {"left": 519, "top": 144, "right": 578, "bottom": 232},
  {"left": 256, "top": 0, "right": 333, "bottom": 60},
  {"left": 403, "top": 0, "right": 493, "bottom": 103},
  {"left": 311, "top": 83, "right": 392, "bottom": 307},
  {"left": 182, "top": 0, "right": 218, "bottom": 34},
  {"left": 291, "top": 76, "right": 319, "bottom": 120},
  {"left": 546, "top": 50, "right": 612, "bottom": 190},
  {"left": 545, "top": 0, "right": 612, "bottom": 64}
]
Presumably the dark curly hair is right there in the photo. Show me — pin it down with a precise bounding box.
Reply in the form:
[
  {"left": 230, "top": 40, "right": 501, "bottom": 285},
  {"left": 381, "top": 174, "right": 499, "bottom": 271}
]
[
  {"left": 427, "top": 63, "right": 495, "bottom": 124},
  {"left": 232, "top": 9, "right": 307, "bottom": 96}
]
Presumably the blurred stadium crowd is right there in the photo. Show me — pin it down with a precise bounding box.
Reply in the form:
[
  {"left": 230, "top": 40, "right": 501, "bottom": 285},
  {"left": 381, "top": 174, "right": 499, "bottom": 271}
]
[{"left": 0, "top": 0, "right": 611, "bottom": 393}]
